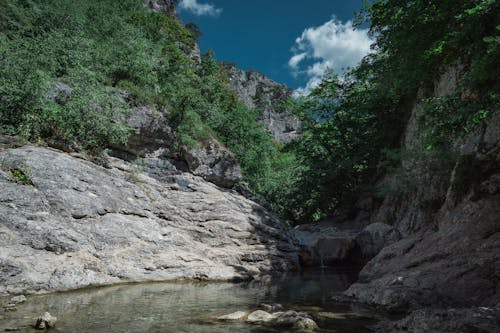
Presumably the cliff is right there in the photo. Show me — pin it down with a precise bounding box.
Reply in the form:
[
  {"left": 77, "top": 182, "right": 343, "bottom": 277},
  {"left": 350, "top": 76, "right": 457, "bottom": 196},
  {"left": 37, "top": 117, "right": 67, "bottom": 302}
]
[
  {"left": 223, "top": 63, "right": 302, "bottom": 143},
  {"left": 343, "top": 67, "right": 500, "bottom": 331}
]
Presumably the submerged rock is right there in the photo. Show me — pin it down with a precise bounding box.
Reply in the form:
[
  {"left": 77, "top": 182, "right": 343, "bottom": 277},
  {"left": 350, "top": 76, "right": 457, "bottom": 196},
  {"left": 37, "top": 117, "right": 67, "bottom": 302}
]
[
  {"left": 216, "top": 311, "right": 248, "bottom": 321},
  {"left": 246, "top": 310, "right": 274, "bottom": 323},
  {"left": 9, "top": 295, "right": 26, "bottom": 305},
  {"left": 376, "top": 307, "right": 500, "bottom": 333},
  {"left": 35, "top": 312, "right": 57, "bottom": 330}
]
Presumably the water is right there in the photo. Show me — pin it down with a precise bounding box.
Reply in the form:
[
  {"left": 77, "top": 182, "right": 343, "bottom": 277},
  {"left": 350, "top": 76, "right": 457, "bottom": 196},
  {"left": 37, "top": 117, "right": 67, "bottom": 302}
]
[{"left": 0, "top": 268, "right": 379, "bottom": 332}]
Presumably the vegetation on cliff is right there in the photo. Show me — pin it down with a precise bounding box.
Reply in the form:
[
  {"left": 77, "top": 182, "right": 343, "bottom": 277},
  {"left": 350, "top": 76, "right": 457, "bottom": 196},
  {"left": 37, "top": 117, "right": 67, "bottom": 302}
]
[
  {"left": 0, "top": 0, "right": 498, "bottom": 224},
  {"left": 0, "top": 0, "right": 291, "bottom": 205},
  {"left": 276, "top": 0, "right": 500, "bottom": 222}
]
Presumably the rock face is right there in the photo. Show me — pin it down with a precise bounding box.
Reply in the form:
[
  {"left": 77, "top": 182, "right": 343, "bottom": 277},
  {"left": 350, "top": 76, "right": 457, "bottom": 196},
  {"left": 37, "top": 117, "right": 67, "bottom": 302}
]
[
  {"left": 121, "top": 106, "right": 174, "bottom": 158},
  {"left": 223, "top": 63, "right": 301, "bottom": 142},
  {"left": 0, "top": 145, "right": 298, "bottom": 295},
  {"left": 145, "top": 0, "right": 177, "bottom": 15},
  {"left": 292, "top": 220, "right": 399, "bottom": 267},
  {"left": 181, "top": 138, "right": 242, "bottom": 188},
  {"left": 111, "top": 106, "right": 242, "bottom": 188},
  {"left": 375, "top": 307, "right": 500, "bottom": 333},
  {"left": 344, "top": 66, "right": 500, "bottom": 327}
]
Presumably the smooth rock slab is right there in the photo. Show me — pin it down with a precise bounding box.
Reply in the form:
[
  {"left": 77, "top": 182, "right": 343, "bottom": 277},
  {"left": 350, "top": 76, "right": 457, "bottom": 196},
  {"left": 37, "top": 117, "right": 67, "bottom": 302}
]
[
  {"left": 0, "top": 146, "right": 298, "bottom": 295},
  {"left": 217, "top": 311, "right": 248, "bottom": 321},
  {"left": 246, "top": 310, "right": 274, "bottom": 323}
]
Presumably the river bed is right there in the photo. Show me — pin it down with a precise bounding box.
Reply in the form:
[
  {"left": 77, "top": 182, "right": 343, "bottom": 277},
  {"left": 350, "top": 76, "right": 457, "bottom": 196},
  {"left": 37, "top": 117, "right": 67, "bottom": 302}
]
[{"left": 0, "top": 268, "right": 379, "bottom": 332}]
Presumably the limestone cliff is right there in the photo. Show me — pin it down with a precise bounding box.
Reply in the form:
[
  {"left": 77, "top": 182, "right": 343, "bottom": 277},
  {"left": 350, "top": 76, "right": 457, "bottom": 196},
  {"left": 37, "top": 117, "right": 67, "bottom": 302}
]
[
  {"left": 223, "top": 63, "right": 302, "bottom": 143},
  {"left": 343, "top": 67, "right": 500, "bottom": 331},
  {"left": 0, "top": 142, "right": 298, "bottom": 295}
]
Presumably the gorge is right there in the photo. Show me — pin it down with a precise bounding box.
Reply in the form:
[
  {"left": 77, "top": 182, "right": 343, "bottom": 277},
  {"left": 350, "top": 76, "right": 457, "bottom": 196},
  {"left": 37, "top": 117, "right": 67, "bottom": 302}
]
[{"left": 0, "top": 0, "right": 499, "bottom": 332}]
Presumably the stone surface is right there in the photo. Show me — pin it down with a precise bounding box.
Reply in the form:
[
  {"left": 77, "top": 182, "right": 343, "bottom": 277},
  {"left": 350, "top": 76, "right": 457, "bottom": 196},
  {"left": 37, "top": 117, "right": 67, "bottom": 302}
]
[
  {"left": 216, "top": 311, "right": 248, "bottom": 321},
  {"left": 246, "top": 310, "right": 274, "bottom": 323},
  {"left": 111, "top": 106, "right": 241, "bottom": 189},
  {"left": 9, "top": 295, "right": 26, "bottom": 305},
  {"left": 244, "top": 309, "right": 318, "bottom": 331},
  {"left": 0, "top": 145, "right": 298, "bottom": 295},
  {"left": 273, "top": 311, "right": 317, "bottom": 331},
  {"left": 376, "top": 307, "right": 500, "bottom": 333},
  {"left": 118, "top": 106, "right": 174, "bottom": 158},
  {"left": 292, "top": 220, "right": 384, "bottom": 266},
  {"left": 345, "top": 66, "right": 500, "bottom": 317},
  {"left": 223, "top": 63, "right": 301, "bottom": 142},
  {"left": 35, "top": 312, "right": 57, "bottom": 330},
  {"left": 355, "top": 223, "right": 401, "bottom": 260},
  {"left": 145, "top": 0, "right": 177, "bottom": 15},
  {"left": 181, "top": 138, "right": 242, "bottom": 188}
]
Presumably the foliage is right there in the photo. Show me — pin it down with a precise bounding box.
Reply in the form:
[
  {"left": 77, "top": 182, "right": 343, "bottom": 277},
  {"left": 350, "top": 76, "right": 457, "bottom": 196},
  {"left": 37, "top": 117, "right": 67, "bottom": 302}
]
[
  {"left": 0, "top": 0, "right": 296, "bottom": 220},
  {"left": 1, "top": 0, "right": 498, "bottom": 226},
  {"left": 0, "top": 160, "right": 33, "bottom": 185},
  {"left": 273, "top": 0, "right": 499, "bottom": 223}
]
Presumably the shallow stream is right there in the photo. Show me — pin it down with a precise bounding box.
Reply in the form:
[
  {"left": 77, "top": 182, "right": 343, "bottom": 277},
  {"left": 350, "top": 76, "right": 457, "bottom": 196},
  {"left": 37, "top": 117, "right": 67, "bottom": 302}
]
[{"left": 0, "top": 268, "right": 380, "bottom": 332}]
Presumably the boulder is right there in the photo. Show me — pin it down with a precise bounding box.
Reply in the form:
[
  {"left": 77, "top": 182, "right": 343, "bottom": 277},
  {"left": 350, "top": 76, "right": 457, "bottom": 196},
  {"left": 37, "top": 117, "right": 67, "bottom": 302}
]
[
  {"left": 246, "top": 310, "right": 274, "bottom": 323},
  {"left": 181, "top": 138, "right": 242, "bottom": 188},
  {"left": 217, "top": 311, "right": 248, "bottom": 321},
  {"left": 273, "top": 311, "right": 318, "bottom": 331},
  {"left": 118, "top": 106, "right": 174, "bottom": 158},
  {"left": 9, "top": 295, "right": 26, "bottom": 305},
  {"left": 292, "top": 223, "right": 360, "bottom": 266},
  {"left": 35, "top": 312, "right": 57, "bottom": 330}
]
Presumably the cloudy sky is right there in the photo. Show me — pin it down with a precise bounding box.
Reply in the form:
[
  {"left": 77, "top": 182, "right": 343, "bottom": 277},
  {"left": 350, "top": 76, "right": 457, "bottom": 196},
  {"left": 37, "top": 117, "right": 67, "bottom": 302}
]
[{"left": 177, "top": 0, "right": 371, "bottom": 93}]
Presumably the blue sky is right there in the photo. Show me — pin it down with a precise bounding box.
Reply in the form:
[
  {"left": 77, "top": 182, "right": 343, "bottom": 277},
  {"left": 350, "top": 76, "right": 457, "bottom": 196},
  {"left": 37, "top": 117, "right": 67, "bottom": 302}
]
[{"left": 177, "top": 0, "right": 372, "bottom": 93}]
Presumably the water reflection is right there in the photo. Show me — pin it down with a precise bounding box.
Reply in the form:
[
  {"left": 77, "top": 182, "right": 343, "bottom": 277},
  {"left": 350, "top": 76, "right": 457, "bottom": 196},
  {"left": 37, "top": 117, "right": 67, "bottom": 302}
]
[{"left": 0, "top": 268, "right": 375, "bottom": 333}]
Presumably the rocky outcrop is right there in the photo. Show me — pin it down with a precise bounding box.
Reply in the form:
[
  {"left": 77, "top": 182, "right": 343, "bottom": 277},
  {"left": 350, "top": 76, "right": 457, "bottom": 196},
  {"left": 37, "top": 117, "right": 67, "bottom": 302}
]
[
  {"left": 0, "top": 145, "right": 298, "bottom": 295},
  {"left": 120, "top": 106, "right": 174, "bottom": 158},
  {"left": 223, "top": 63, "right": 301, "bottom": 142},
  {"left": 292, "top": 220, "right": 400, "bottom": 267},
  {"left": 375, "top": 307, "right": 500, "bottom": 333},
  {"left": 181, "top": 138, "right": 242, "bottom": 188},
  {"left": 111, "top": 106, "right": 241, "bottom": 188},
  {"left": 145, "top": 0, "right": 177, "bottom": 15},
  {"left": 344, "top": 66, "right": 500, "bottom": 327}
]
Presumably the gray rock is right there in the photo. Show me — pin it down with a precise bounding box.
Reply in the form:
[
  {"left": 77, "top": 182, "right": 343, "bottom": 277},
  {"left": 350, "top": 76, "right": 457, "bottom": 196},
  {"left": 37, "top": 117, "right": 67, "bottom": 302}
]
[
  {"left": 35, "top": 312, "right": 57, "bottom": 330},
  {"left": 273, "top": 311, "right": 317, "bottom": 331},
  {"left": 246, "top": 310, "right": 274, "bottom": 323},
  {"left": 292, "top": 223, "right": 360, "bottom": 266},
  {"left": 355, "top": 223, "right": 401, "bottom": 260},
  {"left": 223, "top": 63, "right": 301, "bottom": 143},
  {"left": 217, "top": 311, "right": 248, "bottom": 321},
  {"left": 118, "top": 106, "right": 174, "bottom": 158},
  {"left": 145, "top": 0, "right": 177, "bottom": 15},
  {"left": 293, "top": 318, "right": 319, "bottom": 332},
  {"left": 45, "top": 82, "right": 72, "bottom": 105},
  {"left": 181, "top": 138, "right": 242, "bottom": 188},
  {"left": 0, "top": 146, "right": 298, "bottom": 295},
  {"left": 345, "top": 67, "right": 500, "bottom": 315},
  {"left": 260, "top": 303, "right": 283, "bottom": 312},
  {"left": 9, "top": 295, "right": 26, "bottom": 305},
  {"left": 376, "top": 307, "right": 500, "bottom": 333}
]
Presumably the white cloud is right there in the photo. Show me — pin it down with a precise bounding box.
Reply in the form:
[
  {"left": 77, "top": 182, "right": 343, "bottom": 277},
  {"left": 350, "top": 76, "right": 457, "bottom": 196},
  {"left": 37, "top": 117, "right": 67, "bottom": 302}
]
[
  {"left": 289, "top": 18, "right": 373, "bottom": 95},
  {"left": 288, "top": 52, "right": 307, "bottom": 70},
  {"left": 178, "top": 0, "right": 222, "bottom": 17}
]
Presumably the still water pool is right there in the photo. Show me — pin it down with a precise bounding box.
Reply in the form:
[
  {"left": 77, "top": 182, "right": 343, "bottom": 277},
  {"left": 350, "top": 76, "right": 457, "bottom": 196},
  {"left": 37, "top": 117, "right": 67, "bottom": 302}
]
[{"left": 1, "top": 268, "right": 379, "bottom": 332}]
